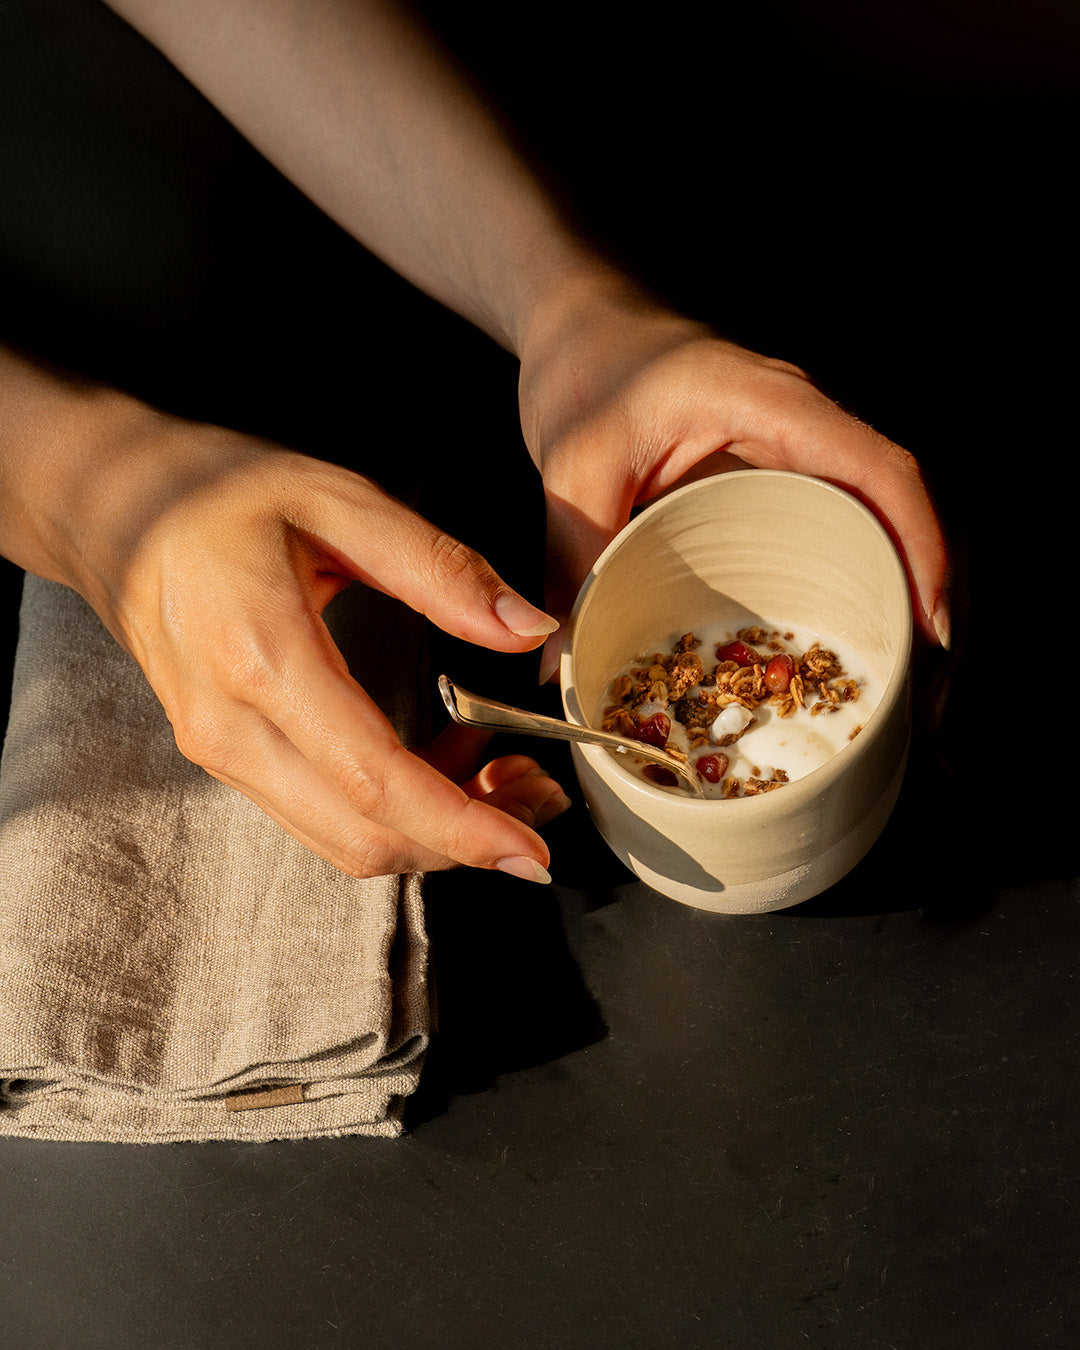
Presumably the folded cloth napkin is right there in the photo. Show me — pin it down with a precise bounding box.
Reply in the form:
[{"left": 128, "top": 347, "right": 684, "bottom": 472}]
[{"left": 0, "top": 574, "right": 431, "bottom": 1142}]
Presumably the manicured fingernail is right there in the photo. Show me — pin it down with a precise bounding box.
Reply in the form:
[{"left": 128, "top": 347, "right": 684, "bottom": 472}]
[
  {"left": 494, "top": 591, "right": 560, "bottom": 639},
  {"left": 932, "top": 592, "right": 951, "bottom": 652},
  {"left": 495, "top": 855, "right": 552, "bottom": 884}
]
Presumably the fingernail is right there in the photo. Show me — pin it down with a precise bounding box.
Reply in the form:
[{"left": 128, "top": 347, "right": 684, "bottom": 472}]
[
  {"left": 932, "top": 592, "right": 951, "bottom": 652},
  {"left": 495, "top": 855, "right": 552, "bottom": 884},
  {"left": 494, "top": 591, "right": 560, "bottom": 639}
]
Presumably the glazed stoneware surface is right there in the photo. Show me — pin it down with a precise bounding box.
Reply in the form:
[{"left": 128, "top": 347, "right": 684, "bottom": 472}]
[{"left": 560, "top": 470, "right": 913, "bottom": 914}]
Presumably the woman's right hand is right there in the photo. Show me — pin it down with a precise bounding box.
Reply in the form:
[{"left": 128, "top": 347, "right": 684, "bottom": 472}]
[{"left": 0, "top": 347, "right": 563, "bottom": 881}]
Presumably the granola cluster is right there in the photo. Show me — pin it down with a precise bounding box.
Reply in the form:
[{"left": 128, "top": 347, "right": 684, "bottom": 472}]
[{"left": 600, "top": 626, "right": 864, "bottom": 796}]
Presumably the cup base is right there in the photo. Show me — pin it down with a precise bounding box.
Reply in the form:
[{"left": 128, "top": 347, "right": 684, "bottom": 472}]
[{"left": 601, "top": 752, "right": 908, "bottom": 915}]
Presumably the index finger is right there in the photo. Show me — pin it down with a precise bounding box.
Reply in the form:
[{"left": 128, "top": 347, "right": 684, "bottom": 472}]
[
  {"left": 270, "top": 613, "right": 553, "bottom": 876},
  {"left": 764, "top": 393, "right": 951, "bottom": 649}
]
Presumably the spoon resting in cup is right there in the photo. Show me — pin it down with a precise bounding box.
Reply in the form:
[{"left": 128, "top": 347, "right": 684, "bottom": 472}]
[{"left": 438, "top": 674, "right": 705, "bottom": 798}]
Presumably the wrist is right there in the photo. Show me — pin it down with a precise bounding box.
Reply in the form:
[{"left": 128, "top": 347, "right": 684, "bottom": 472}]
[
  {"left": 0, "top": 349, "right": 128, "bottom": 583},
  {"left": 0, "top": 348, "right": 227, "bottom": 619},
  {"left": 514, "top": 260, "right": 645, "bottom": 363}
]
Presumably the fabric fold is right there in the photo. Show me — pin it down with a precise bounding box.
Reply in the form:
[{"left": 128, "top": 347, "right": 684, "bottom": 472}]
[{"left": 0, "top": 574, "right": 431, "bottom": 1142}]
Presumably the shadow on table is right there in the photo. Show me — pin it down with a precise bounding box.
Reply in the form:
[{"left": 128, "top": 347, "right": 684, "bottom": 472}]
[
  {"left": 785, "top": 715, "right": 991, "bottom": 926},
  {"left": 404, "top": 832, "right": 610, "bottom": 1127}
]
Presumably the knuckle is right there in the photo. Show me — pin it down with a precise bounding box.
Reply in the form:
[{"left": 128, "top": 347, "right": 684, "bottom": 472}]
[
  {"left": 447, "top": 794, "right": 514, "bottom": 869},
  {"left": 853, "top": 422, "right": 924, "bottom": 479},
  {"left": 211, "top": 625, "right": 284, "bottom": 701},
  {"left": 170, "top": 708, "right": 235, "bottom": 777},
  {"left": 338, "top": 747, "right": 398, "bottom": 822},
  {"left": 337, "top": 832, "right": 412, "bottom": 880},
  {"left": 428, "top": 531, "right": 485, "bottom": 587},
  {"left": 892, "top": 443, "right": 926, "bottom": 481},
  {"left": 763, "top": 356, "right": 812, "bottom": 384}
]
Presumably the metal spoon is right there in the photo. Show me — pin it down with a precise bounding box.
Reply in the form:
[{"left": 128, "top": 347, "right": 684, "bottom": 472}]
[{"left": 437, "top": 674, "right": 705, "bottom": 798}]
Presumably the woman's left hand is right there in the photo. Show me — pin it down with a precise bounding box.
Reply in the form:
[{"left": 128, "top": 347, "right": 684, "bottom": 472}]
[{"left": 519, "top": 275, "right": 950, "bottom": 677}]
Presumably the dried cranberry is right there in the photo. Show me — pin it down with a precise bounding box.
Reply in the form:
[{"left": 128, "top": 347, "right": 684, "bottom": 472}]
[
  {"left": 696, "top": 752, "right": 729, "bottom": 784},
  {"left": 634, "top": 712, "right": 671, "bottom": 749},
  {"left": 716, "top": 639, "right": 758, "bottom": 667},
  {"left": 643, "top": 764, "right": 679, "bottom": 788},
  {"left": 764, "top": 653, "right": 795, "bottom": 694}
]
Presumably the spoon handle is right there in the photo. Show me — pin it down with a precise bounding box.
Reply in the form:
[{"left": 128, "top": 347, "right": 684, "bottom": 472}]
[{"left": 438, "top": 675, "right": 704, "bottom": 797}]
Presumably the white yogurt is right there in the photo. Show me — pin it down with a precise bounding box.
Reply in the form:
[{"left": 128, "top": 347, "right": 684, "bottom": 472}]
[{"left": 600, "top": 621, "right": 882, "bottom": 797}]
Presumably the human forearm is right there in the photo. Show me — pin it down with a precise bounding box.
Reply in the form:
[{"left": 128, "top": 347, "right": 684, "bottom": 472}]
[
  {"left": 0, "top": 343, "right": 142, "bottom": 593},
  {"left": 92, "top": 1, "right": 950, "bottom": 651},
  {"left": 0, "top": 343, "right": 251, "bottom": 628},
  {"left": 102, "top": 0, "right": 600, "bottom": 354}
]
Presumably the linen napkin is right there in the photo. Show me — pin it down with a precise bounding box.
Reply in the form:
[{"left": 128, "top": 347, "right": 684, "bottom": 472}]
[{"left": 0, "top": 574, "right": 431, "bottom": 1142}]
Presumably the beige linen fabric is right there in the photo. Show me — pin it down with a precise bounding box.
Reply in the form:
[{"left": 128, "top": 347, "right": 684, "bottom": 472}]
[{"left": 0, "top": 574, "right": 431, "bottom": 1142}]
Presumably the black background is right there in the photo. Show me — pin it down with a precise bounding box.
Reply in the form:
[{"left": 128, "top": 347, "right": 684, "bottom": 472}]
[
  {"left": 1, "top": 3, "right": 1077, "bottom": 1345},
  {"left": 2, "top": 0, "right": 1076, "bottom": 876}
]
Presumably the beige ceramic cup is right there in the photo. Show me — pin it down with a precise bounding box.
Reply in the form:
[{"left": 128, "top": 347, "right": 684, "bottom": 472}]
[{"left": 560, "top": 470, "right": 913, "bottom": 914}]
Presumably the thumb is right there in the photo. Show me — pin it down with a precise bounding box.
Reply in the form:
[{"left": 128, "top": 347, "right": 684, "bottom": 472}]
[{"left": 538, "top": 476, "right": 633, "bottom": 683}]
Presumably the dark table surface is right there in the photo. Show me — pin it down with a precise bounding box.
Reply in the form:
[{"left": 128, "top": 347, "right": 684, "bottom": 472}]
[
  {"left": 2, "top": 810, "right": 1078, "bottom": 1348},
  {"left": 2, "top": 2, "right": 1077, "bottom": 1345}
]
